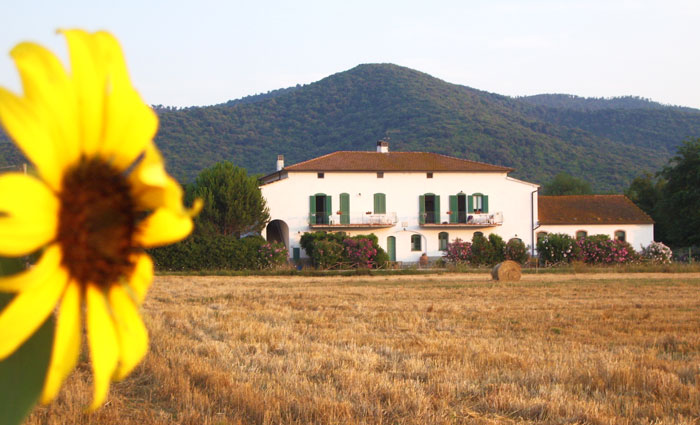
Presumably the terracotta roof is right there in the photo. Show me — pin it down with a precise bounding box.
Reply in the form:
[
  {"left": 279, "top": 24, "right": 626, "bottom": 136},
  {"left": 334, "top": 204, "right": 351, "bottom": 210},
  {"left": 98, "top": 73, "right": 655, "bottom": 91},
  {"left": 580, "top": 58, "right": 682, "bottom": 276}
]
[
  {"left": 538, "top": 195, "right": 654, "bottom": 225},
  {"left": 282, "top": 151, "right": 513, "bottom": 173}
]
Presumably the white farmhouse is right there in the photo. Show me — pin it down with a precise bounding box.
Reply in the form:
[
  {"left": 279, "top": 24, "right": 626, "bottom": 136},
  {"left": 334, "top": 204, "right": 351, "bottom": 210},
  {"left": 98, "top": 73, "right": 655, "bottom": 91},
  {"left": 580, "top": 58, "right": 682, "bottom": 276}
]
[
  {"left": 536, "top": 195, "right": 654, "bottom": 250},
  {"left": 260, "top": 142, "right": 654, "bottom": 262}
]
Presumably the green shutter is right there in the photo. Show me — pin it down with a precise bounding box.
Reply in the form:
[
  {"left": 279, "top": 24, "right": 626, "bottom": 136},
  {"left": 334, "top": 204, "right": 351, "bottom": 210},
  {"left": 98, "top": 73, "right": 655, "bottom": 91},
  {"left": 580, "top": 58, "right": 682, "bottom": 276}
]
[
  {"left": 468, "top": 195, "right": 474, "bottom": 213},
  {"left": 325, "top": 195, "right": 332, "bottom": 225},
  {"left": 419, "top": 195, "right": 425, "bottom": 224},
  {"left": 483, "top": 195, "right": 489, "bottom": 213},
  {"left": 340, "top": 193, "right": 349, "bottom": 224},
  {"left": 449, "top": 195, "right": 457, "bottom": 223},
  {"left": 293, "top": 247, "right": 300, "bottom": 261},
  {"left": 309, "top": 195, "right": 316, "bottom": 224},
  {"left": 435, "top": 195, "right": 441, "bottom": 223},
  {"left": 374, "top": 193, "right": 386, "bottom": 214}
]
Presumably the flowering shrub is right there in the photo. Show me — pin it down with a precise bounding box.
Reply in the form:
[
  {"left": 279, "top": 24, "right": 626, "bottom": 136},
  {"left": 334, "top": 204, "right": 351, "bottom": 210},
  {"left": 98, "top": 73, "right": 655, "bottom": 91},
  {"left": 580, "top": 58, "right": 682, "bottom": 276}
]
[
  {"left": 537, "top": 233, "right": 580, "bottom": 266},
  {"left": 257, "top": 241, "right": 288, "bottom": 268},
  {"left": 311, "top": 240, "right": 345, "bottom": 269},
  {"left": 443, "top": 238, "right": 472, "bottom": 263},
  {"left": 641, "top": 241, "right": 673, "bottom": 264},
  {"left": 344, "top": 238, "right": 378, "bottom": 268},
  {"left": 577, "top": 234, "right": 637, "bottom": 264},
  {"left": 505, "top": 238, "right": 530, "bottom": 264},
  {"left": 300, "top": 231, "right": 389, "bottom": 269}
]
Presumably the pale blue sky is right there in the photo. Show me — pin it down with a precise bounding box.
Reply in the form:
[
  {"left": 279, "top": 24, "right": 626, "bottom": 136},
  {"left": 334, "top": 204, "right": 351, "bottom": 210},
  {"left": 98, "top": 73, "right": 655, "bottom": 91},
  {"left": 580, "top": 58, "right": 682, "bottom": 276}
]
[{"left": 2, "top": 0, "right": 699, "bottom": 108}]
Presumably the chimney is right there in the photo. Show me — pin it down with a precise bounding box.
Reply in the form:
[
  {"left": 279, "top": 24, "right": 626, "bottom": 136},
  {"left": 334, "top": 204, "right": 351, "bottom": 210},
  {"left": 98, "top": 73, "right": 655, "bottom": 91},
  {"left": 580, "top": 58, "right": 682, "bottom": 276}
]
[
  {"left": 376, "top": 140, "right": 389, "bottom": 153},
  {"left": 276, "top": 154, "right": 284, "bottom": 171}
]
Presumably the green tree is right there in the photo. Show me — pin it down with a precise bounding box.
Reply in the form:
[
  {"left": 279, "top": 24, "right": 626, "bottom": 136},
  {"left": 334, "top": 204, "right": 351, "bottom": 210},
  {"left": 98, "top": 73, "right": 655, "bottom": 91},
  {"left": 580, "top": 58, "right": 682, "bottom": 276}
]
[
  {"left": 624, "top": 172, "right": 668, "bottom": 242},
  {"left": 543, "top": 172, "right": 592, "bottom": 196},
  {"left": 659, "top": 138, "right": 700, "bottom": 246},
  {"left": 191, "top": 161, "right": 270, "bottom": 238}
]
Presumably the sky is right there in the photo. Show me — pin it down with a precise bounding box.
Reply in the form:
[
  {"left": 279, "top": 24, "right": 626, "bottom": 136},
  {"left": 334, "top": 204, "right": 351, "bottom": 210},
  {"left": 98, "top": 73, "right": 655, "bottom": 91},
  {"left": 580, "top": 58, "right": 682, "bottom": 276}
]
[{"left": 2, "top": 0, "right": 700, "bottom": 109}]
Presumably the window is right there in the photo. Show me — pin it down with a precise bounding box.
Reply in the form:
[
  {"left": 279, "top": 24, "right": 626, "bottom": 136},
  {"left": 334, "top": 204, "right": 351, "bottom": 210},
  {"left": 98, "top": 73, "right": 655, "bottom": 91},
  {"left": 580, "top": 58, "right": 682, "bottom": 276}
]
[
  {"left": 576, "top": 230, "right": 587, "bottom": 239},
  {"left": 419, "top": 193, "right": 440, "bottom": 224},
  {"left": 614, "top": 230, "right": 626, "bottom": 242},
  {"left": 377, "top": 172, "right": 384, "bottom": 178},
  {"left": 467, "top": 193, "right": 489, "bottom": 214},
  {"left": 439, "top": 232, "right": 449, "bottom": 251},
  {"left": 474, "top": 231, "right": 483, "bottom": 239},
  {"left": 309, "top": 193, "right": 331, "bottom": 224},
  {"left": 411, "top": 234, "right": 422, "bottom": 251},
  {"left": 536, "top": 231, "right": 548, "bottom": 243},
  {"left": 317, "top": 172, "right": 324, "bottom": 179},
  {"left": 427, "top": 172, "right": 433, "bottom": 178},
  {"left": 449, "top": 192, "right": 468, "bottom": 223},
  {"left": 373, "top": 193, "right": 386, "bottom": 214}
]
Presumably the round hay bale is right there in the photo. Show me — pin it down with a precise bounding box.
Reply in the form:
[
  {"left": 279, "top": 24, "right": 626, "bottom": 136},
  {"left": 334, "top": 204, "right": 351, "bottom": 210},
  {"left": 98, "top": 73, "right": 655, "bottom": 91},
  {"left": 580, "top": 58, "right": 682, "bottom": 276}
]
[{"left": 491, "top": 260, "right": 521, "bottom": 281}]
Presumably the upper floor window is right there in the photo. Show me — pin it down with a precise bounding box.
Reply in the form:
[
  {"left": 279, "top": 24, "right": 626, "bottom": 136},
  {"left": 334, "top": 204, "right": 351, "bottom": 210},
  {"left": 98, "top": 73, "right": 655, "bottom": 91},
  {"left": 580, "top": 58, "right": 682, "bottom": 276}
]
[
  {"left": 419, "top": 193, "right": 440, "bottom": 224},
  {"left": 449, "top": 192, "right": 468, "bottom": 223},
  {"left": 576, "top": 230, "right": 588, "bottom": 239},
  {"left": 426, "top": 172, "right": 433, "bottom": 178},
  {"left": 439, "top": 232, "right": 449, "bottom": 251},
  {"left": 471, "top": 193, "right": 488, "bottom": 213},
  {"left": 317, "top": 172, "right": 324, "bottom": 179},
  {"left": 411, "top": 234, "right": 422, "bottom": 251},
  {"left": 373, "top": 193, "right": 386, "bottom": 214},
  {"left": 614, "top": 230, "right": 626, "bottom": 242}
]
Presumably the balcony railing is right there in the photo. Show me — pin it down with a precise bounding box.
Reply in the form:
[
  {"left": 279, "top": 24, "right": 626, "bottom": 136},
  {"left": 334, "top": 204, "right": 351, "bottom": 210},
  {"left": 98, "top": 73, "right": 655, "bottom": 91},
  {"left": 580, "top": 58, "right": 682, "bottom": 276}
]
[
  {"left": 421, "top": 211, "right": 503, "bottom": 227},
  {"left": 309, "top": 212, "right": 398, "bottom": 228}
]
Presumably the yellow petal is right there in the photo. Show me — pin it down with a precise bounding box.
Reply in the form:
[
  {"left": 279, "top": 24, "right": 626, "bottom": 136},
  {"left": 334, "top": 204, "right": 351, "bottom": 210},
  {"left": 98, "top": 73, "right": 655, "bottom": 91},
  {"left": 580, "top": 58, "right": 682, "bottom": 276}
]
[
  {"left": 93, "top": 32, "right": 158, "bottom": 170},
  {"left": 40, "top": 280, "right": 81, "bottom": 404},
  {"left": 0, "top": 89, "right": 63, "bottom": 190},
  {"left": 0, "top": 173, "right": 58, "bottom": 256},
  {"left": 61, "top": 29, "right": 106, "bottom": 157},
  {"left": 136, "top": 208, "right": 194, "bottom": 248},
  {"left": 10, "top": 41, "right": 80, "bottom": 175},
  {"left": 0, "top": 244, "right": 62, "bottom": 292},
  {"left": 86, "top": 283, "right": 119, "bottom": 410},
  {"left": 127, "top": 254, "right": 154, "bottom": 305},
  {"left": 109, "top": 284, "right": 148, "bottom": 381},
  {"left": 0, "top": 265, "right": 68, "bottom": 360}
]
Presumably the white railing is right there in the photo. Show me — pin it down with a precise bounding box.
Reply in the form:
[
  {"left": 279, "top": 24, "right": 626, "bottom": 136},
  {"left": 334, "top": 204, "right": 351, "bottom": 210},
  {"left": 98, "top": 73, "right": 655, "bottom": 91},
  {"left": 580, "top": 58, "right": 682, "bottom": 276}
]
[
  {"left": 311, "top": 212, "right": 398, "bottom": 226},
  {"left": 423, "top": 211, "right": 503, "bottom": 225}
]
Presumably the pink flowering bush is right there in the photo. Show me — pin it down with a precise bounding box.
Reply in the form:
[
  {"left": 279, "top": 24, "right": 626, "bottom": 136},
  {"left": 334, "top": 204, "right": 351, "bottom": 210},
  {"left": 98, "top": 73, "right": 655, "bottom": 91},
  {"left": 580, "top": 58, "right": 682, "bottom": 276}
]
[
  {"left": 536, "top": 233, "right": 581, "bottom": 266},
  {"left": 505, "top": 238, "right": 530, "bottom": 264},
  {"left": 257, "top": 241, "right": 288, "bottom": 269},
  {"left": 311, "top": 240, "right": 345, "bottom": 269},
  {"left": 343, "top": 238, "right": 378, "bottom": 268},
  {"left": 577, "top": 234, "right": 637, "bottom": 264},
  {"left": 641, "top": 241, "right": 673, "bottom": 264},
  {"left": 443, "top": 238, "right": 472, "bottom": 264}
]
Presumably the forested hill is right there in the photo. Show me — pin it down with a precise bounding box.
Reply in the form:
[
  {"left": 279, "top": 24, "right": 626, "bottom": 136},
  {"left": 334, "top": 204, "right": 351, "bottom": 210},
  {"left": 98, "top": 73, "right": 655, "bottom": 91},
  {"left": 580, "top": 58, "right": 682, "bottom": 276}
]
[{"left": 1, "top": 63, "right": 699, "bottom": 192}]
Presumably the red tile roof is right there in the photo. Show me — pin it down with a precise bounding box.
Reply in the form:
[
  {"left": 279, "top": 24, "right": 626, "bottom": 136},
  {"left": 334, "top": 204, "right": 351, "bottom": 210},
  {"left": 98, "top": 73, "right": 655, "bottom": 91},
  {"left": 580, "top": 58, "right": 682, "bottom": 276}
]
[
  {"left": 538, "top": 195, "right": 654, "bottom": 225},
  {"left": 282, "top": 151, "right": 513, "bottom": 172}
]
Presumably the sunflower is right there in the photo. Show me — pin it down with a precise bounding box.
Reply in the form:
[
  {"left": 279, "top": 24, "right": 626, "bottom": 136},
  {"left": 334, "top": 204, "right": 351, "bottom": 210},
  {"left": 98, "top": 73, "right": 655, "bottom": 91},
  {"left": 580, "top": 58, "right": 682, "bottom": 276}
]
[{"left": 0, "top": 29, "right": 200, "bottom": 409}]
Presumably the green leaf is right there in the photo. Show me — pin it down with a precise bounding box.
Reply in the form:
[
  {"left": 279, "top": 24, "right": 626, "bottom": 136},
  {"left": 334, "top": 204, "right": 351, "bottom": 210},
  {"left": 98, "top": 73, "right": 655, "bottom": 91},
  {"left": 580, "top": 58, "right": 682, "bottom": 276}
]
[{"left": 0, "top": 258, "right": 55, "bottom": 425}]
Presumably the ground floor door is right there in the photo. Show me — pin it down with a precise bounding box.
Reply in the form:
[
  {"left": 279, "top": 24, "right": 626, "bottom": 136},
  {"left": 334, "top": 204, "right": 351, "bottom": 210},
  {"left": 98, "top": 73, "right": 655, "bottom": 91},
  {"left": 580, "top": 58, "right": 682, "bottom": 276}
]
[{"left": 387, "top": 236, "right": 396, "bottom": 262}]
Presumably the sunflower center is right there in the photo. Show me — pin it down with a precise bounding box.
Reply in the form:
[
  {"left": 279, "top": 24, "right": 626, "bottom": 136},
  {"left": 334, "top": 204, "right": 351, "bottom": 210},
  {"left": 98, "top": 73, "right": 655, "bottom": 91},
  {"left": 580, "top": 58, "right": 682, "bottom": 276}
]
[{"left": 57, "top": 157, "right": 137, "bottom": 287}]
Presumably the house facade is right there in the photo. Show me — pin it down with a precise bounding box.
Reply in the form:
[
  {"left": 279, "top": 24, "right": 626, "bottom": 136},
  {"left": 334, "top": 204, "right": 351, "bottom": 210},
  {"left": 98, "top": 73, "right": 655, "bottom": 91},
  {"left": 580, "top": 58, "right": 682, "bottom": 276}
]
[
  {"left": 260, "top": 142, "right": 654, "bottom": 263},
  {"left": 536, "top": 195, "right": 654, "bottom": 249}
]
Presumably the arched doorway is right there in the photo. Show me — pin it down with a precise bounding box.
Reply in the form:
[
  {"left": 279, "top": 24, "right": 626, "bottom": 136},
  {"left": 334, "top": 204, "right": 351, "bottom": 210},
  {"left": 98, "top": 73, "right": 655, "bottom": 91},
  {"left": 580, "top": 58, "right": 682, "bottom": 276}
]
[{"left": 266, "top": 220, "right": 289, "bottom": 252}]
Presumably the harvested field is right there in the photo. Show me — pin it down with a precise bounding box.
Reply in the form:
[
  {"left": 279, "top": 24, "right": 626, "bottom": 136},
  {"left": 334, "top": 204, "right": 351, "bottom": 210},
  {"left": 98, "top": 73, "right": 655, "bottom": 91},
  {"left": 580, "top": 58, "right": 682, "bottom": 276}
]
[{"left": 29, "top": 274, "right": 700, "bottom": 424}]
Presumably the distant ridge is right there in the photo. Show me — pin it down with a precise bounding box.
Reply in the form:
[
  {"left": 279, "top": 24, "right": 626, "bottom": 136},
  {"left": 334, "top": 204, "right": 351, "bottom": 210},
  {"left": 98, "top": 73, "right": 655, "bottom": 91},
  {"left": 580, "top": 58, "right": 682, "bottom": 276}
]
[{"left": 1, "top": 63, "right": 699, "bottom": 192}]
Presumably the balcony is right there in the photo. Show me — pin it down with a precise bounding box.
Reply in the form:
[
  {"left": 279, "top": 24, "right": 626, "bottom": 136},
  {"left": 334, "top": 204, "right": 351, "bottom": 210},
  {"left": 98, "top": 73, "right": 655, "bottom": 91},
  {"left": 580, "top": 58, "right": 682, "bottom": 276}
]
[
  {"left": 310, "top": 212, "right": 398, "bottom": 229},
  {"left": 420, "top": 211, "right": 503, "bottom": 228}
]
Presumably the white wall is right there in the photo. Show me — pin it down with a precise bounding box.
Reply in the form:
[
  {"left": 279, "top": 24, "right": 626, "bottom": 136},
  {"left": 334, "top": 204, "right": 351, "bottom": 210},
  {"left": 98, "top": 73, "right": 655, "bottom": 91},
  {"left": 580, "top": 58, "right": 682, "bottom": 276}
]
[
  {"left": 536, "top": 224, "right": 654, "bottom": 250},
  {"left": 261, "top": 171, "right": 539, "bottom": 262}
]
